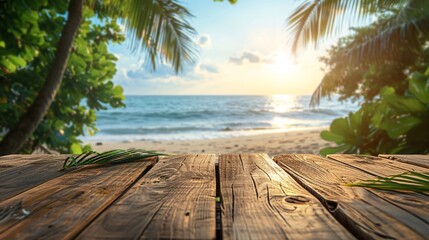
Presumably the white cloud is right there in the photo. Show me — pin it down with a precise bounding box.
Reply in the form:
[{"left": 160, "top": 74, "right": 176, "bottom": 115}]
[
  {"left": 199, "top": 64, "right": 219, "bottom": 73},
  {"left": 229, "top": 51, "right": 274, "bottom": 65},
  {"left": 126, "top": 63, "right": 177, "bottom": 80},
  {"left": 114, "top": 59, "right": 220, "bottom": 88}
]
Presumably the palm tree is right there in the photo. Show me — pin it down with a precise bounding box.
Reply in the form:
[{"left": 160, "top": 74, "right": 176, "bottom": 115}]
[
  {"left": 0, "top": 0, "right": 197, "bottom": 155},
  {"left": 286, "top": 0, "right": 429, "bottom": 105}
]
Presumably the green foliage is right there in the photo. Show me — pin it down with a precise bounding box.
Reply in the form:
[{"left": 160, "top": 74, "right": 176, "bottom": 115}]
[
  {"left": 311, "top": 3, "right": 429, "bottom": 156},
  {"left": 1, "top": 0, "right": 201, "bottom": 154},
  {"left": 409, "top": 70, "right": 429, "bottom": 104},
  {"left": 310, "top": 19, "right": 429, "bottom": 106},
  {"left": 0, "top": 0, "right": 61, "bottom": 75},
  {"left": 0, "top": 3, "right": 125, "bottom": 153},
  {"left": 93, "top": 0, "right": 198, "bottom": 73},
  {"left": 321, "top": 68, "right": 429, "bottom": 155},
  {"left": 286, "top": 0, "right": 429, "bottom": 61},
  {"left": 62, "top": 149, "right": 167, "bottom": 170},
  {"left": 347, "top": 171, "right": 429, "bottom": 193}
]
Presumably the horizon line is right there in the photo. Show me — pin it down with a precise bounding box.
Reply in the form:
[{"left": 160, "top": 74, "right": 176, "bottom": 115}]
[{"left": 124, "top": 93, "right": 313, "bottom": 97}]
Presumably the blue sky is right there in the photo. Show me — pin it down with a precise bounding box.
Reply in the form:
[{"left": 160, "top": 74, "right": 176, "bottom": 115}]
[{"left": 109, "top": 0, "right": 335, "bottom": 95}]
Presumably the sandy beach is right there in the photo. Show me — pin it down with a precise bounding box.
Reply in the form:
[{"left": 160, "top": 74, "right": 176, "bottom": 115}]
[{"left": 88, "top": 127, "right": 333, "bottom": 156}]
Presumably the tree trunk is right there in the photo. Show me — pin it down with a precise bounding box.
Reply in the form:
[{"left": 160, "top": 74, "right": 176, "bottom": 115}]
[{"left": 0, "top": 0, "right": 84, "bottom": 155}]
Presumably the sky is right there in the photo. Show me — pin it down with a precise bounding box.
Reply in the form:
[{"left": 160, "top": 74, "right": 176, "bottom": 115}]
[{"left": 109, "top": 0, "right": 336, "bottom": 96}]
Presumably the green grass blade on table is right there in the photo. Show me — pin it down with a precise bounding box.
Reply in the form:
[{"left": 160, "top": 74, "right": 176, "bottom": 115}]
[
  {"left": 346, "top": 171, "right": 429, "bottom": 192},
  {"left": 62, "top": 150, "right": 99, "bottom": 170},
  {"left": 62, "top": 149, "right": 167, "bottom": 170}
]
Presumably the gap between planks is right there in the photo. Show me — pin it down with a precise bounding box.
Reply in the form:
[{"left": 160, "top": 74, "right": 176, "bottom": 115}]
[
  {"left": 1, "top": 154, "right": 377, "bottom": 240},
  {"left": 274, "top": 154, "right": 429, "bottom": 240},
  {"left": 378, "top": 154, "right": 429, "bottom": 169},
  {"left": 327, "top": 154, "right": 429, "bottom": 220},
  {"left": 77, "top": 154, "right": 217, "bottom": 240},
  {"left": 0, "top": 157, "right": 157, "bottom": 239},
  {"left": 219, "top": 153, "right": 353, "bottom": 240}
]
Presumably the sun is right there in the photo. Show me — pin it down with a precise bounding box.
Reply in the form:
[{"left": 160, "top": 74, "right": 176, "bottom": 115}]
[{"left": 271, "top": 52, "right": 297, "bottom": 74}]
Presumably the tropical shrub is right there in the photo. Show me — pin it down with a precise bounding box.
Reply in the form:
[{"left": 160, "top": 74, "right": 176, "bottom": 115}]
[
  {"left": 0, "top": 0, "right": 64, "bottom": 75},
  {"left": 1, "top": 0, "right": 199, "bottom": 155},
  {"left": 0, "top": 3, "right": 125, "bottom": 153},
  {"left": 310, "top": 18, "right": 429, "bottom": 106},
  {"left": 321, "top": 67, "right": 429, "bottom": 155}
]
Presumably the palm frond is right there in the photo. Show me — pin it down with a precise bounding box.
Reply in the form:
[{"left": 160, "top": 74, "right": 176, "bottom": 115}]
[
  {"left": 310, "top": 81, "right": 324, "bottom": 107},
  {"left": 310, "top": 70, "right": 341, "bottom": 106},
  {"left": 306, "top": 1, "right": 429, "bottom": 106},
  {"left": 346, "top": 171, "right": 429, "bottom": 192},
  {"left": 287, "top": 0, "right": 408, "bottom": 56},
  {"left": 62, "top": 149, "right": 167, "bottom": 170},
  {"left": 123, "top": 0, "right": 198, "bottom": 73},
  {"left": 343, "top": 7, "right": 429, "bottom": 65},
  {"left": 93, "top": 0, "right": 198, "bottom": 73}
]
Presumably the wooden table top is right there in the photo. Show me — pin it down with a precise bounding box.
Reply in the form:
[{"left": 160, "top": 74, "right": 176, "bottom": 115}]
[{"left": 0, "top": 153, "right": 428, "bottom": 239}]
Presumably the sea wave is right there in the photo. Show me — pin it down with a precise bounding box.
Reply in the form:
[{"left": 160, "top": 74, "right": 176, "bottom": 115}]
[
  {"left": 82, "top": 95, "right": 360, "bottom": 141},
  {"left": 99, "top": 108, "right": 346, "bottom": 121}
]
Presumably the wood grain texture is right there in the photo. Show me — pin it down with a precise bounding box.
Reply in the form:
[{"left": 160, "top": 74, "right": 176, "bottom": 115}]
[
  {"left": 274, "top": 154, "right": 429, "bottom": 240},
  {"left": 328, "top": 154, "right": 428, "bottom": 175},
  {"left": 379, "top": 154, "right": 429, "bottom": 169},
  {"left": 220, "top": 153, "right": 353, "bottom": 240},
  {"left": 0, "top": 154, "right": 64, "bottom": 171},
  {"left": 0, "top": 156, "right": 66, "bottom": 201},
  {"left": 0, "top": 160, "right": 155, "bottom": 239},
  {"left": 327, "top": 154, "right": 429, "bottom": 223},
  {"left": 78, "top": 154, "right": 217, "bottom": 240}
]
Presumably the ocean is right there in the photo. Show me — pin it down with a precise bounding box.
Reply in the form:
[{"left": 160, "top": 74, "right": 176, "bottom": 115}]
[{"left": 81, "top": 95, "right": 359, "bottom": 142}]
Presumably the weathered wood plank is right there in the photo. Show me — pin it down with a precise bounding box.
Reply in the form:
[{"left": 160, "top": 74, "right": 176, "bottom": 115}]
[
  {"left": 220, "top": 153, "right": 353, "bottom": 240},
  {"left": 379, "top": 154, "right": 429, "bottom": 169},
  {"left": 327, "top": 154, "right": 429, "bottom": 223},
  {"left": 328, "top": 154, "right": 428, "bottom": 175},
  {"left": 0, "top": 156, "right": 66, "bottom": 201},
  {"left": 0, "top": 154, "right": 64, "bottom": 171},
  {"left": 0, "top": 160, "right": 155, "bottom": 239},
  {"left": 274, "top": 154, "right": 429, "bottom": 239},
  {"left": 78, "top": 154, "right": 216, "bottom": 240}
]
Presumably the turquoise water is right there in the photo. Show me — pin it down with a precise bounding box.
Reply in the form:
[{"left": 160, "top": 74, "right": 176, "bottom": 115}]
[{"left": 82, "top": 95, "right": 359, "bottom": 142}]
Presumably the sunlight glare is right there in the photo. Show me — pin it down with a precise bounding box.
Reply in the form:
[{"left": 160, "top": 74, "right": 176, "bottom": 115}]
[
  {"left": 272, "top": 52, "right": 297, "bottom": 74},
  {"left": 267, "top": 95, "right": 306, "bottom": 131},
  {"left": 268, "top": 95, "right": 297, "bottom": 113}
]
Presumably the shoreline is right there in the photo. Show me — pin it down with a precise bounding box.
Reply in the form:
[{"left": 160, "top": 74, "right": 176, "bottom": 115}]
[{"left": 87, "top": 127, "right": 333, "bottom": 156}]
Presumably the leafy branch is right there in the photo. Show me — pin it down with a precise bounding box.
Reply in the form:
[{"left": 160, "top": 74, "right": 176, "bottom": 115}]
[
  {"left": 62, "top": 149, "right": 167, "bottom": 170},
  {"left": 346, "top": 171, "right": 429, "bottom": 192}
]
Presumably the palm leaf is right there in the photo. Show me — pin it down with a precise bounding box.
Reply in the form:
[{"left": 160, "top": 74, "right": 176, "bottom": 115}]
[
  {"left": 62, "top": 149, "right": 167, "bottom": 170},
  {"left": 342, "top": 7, "right": 429, "bottom": 65},
  {"left": 287, "top": 0, "right": 408, "bottom": 56},
  {"left": 122, "top": 0, "right": 197, "bottom": 73},
  {"left": 306, "top": 1, "right": 429, "bottom": 106},
  {"left": 92, "top": 0, "right": 197, "bottom": 73},
  {"left": 310, "top": 81, "right": 324, "bottom": 107},
  {"left": 310, "top": 69, "right": 344, "bottom": 106},
  {"left": 346, "top": 171, "right": 429, "bottom": 192}
]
